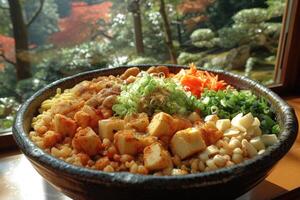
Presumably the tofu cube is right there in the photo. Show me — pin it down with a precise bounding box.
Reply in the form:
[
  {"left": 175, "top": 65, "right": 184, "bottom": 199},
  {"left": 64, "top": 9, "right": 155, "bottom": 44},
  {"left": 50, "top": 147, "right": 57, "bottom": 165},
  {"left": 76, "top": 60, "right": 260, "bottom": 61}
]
[
  {"left": 74, "top": 110, "right": 90, "bottom": 128},
  {"left": 200, "top": 122, "right": 223, "bottom": 145},
  {"left": 53, "top": 114, "right": 77, "bottom": 137},
  {"left": 98, "top": 118, "right": 125, "bottom": 141},
  {"left": 172, "top": 116, "right": 192, "bottom": 133},
  {"left": 148, "top": 112, "right": 174, "bottom": 137},
  {"left": 114, "top": 130, "right": 141, "bottom": 155},
  {"left": 171, "top": 128, "right": 206, "bottom": 159},
  {"left": 143, "top": 142, "right": 172, "bottom": 171},
  {"left": 72, "top": 127, "right": 102, "bottom": 156}
]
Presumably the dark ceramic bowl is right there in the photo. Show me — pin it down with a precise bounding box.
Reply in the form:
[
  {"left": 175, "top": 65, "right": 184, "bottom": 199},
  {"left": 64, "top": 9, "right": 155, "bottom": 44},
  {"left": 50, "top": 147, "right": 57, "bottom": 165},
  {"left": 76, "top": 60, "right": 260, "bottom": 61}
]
[{"left": 13, "top": 65, "right": 298, "bottom": 200}]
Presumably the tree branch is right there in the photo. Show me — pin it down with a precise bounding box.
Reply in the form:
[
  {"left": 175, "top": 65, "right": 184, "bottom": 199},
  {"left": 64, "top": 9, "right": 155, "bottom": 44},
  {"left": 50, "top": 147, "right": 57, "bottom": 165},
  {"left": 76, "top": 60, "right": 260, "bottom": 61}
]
[
  {"left": 91, "top": 28, "right": 113, "bottom": 40},
  {"left": 26, "top": 0, "right": 45, "bottom": 28},
  {"left": 97, "top": 30, "right": 113, "bottom": 40}
]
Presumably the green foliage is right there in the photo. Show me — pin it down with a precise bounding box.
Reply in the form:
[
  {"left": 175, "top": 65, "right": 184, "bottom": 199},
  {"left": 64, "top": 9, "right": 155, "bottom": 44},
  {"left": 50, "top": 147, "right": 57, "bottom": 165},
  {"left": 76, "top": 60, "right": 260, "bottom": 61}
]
[
  {"left": 109, "top": 0, "right": 176, "bottom": 62},
  {"left": 0, "top": 97, "right": 19, "bottom": 131},
  {"left": 0, "top": 1, "right": 11, "bottom": 35},
  {"left": 217, "top": 5, "right": 284, "bottom": 49},
  {"left": 1, "top": 41, "right": 109, "bottom": 102},
  {"left": 24, "top": 0, "right": 59, "bottom": 45},
  {"left": 204, "top": 0, "right": 268, "bottom": 30},
  {"left": 16, "top": 78, "right": 46, "bottom": 101},
  {"left": 193, "top": 38, "right": 220, "bottom": 49},
  {"left": 177, "top": 52, "right": 205, "bottom": 65},
  {"left": 233, "top": 8, "right": 269, "bottom": 24},
  {"left": 33, "top": 41, "right": 110, "bottom": 83},
  {"left": 190, "top": 29, "right": 215, "bottom": 42},
  {"left": 127, "top": 57, "right": 158, "bottom": 65},
  {"left": 267, "top": 0, "right": 286, "bottom": 18},
  {"left": 0, "top": 64, "right": 18, "bottom": 99},
  {"left": 218, "top": 26, "right": 248, "bottom": 48},
  {"left": 190, "top": 29, "right": 219, "bottom": 48},
  {"left": 57, "top": 42, "right": 110, "bottom": 72},
  {"left": 263, "top": 22, "right": 282, "bottom": 35}
]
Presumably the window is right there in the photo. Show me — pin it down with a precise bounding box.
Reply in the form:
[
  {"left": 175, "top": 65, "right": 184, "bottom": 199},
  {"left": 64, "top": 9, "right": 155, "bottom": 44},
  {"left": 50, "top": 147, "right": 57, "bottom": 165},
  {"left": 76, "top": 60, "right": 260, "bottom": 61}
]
[{"left": 0, "top": 0, "right": 299, "bottom": 136}]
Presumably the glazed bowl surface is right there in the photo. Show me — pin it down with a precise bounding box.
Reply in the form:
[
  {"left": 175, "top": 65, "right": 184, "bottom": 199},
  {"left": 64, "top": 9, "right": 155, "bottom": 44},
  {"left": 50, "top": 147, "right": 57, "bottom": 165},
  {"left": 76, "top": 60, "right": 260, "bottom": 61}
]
[{"left": 13, "top": 65, "right": 298, "bottom": 200}]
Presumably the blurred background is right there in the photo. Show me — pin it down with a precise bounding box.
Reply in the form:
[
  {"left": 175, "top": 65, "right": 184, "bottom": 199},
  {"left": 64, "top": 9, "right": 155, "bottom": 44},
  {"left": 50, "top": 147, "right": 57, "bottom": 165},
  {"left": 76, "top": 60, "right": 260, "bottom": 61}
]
[{"left": 0, "top": 0, "right": 286, "bottom": 133}]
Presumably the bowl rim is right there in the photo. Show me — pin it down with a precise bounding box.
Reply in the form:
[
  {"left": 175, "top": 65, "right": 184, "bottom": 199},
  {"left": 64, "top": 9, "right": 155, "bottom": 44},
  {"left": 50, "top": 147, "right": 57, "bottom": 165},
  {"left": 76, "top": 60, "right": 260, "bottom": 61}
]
[{"left": 13, "top": 64, "right": 298, "bottom": 189}]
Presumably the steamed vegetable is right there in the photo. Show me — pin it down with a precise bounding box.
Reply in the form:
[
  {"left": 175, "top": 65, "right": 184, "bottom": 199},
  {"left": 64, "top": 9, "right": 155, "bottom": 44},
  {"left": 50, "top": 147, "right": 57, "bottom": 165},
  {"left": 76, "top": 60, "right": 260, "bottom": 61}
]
[
  {"left": 196, "top": 89, "right": 279, "bottom": 134},
  {"left": 112, "top": 72, "right": 197, "bottom": 117}
]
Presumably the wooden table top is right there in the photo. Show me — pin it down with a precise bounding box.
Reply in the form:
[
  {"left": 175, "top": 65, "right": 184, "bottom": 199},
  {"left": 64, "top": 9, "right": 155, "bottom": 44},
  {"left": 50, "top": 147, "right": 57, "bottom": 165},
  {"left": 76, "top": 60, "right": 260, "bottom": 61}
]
[
  {"left": 0, "top": 97, "right": 299, "bottom": 200},
  {"left": 266, "top": 97, "right": 300, "bottom": 191}
]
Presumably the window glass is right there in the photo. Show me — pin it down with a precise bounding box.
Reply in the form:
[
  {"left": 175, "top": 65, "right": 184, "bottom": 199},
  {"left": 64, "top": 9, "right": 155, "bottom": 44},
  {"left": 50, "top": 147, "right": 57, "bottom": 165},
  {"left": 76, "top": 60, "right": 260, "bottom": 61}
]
[{"left": 0, "top": 0, "right": 287, "bottom": 132}]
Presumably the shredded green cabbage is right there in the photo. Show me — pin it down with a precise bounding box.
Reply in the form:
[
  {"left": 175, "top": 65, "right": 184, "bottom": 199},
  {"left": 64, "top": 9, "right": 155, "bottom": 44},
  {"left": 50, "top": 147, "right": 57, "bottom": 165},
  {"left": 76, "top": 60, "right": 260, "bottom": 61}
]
[{"left": 112, "top": 72, "right": 197, "bottom": 117}]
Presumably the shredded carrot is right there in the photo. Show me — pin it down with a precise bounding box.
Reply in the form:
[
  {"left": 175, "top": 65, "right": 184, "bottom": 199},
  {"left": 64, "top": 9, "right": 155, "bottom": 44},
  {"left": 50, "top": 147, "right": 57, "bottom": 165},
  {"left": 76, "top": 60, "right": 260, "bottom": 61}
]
[{"left": 180, "top": 63, "right": 227, "bottom": 97}]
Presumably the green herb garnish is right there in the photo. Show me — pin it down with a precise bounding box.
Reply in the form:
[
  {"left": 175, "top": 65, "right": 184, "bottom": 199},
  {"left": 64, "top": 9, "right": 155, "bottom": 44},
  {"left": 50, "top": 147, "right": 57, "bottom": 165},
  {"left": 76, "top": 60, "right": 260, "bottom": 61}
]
[
  {"left": 112, "top": 72, "right": 196, "bottom": 117},
  {"left": 198, "top": 89, "right": 279, "bottom": 134}
]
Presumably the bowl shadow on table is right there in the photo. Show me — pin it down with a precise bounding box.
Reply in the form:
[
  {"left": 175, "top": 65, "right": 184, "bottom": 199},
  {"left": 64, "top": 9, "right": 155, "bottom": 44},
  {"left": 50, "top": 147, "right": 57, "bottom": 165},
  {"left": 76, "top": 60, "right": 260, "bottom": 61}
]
[{"left": 238, "top": 180, "right": 286, "bottom": 200}]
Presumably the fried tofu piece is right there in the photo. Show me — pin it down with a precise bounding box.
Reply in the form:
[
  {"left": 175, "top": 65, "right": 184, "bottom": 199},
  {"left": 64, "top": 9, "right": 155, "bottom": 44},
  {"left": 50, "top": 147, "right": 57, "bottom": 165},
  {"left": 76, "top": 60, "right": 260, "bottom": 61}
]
[
  {"left": 114, "top": 130, "right": 141, "bottom": 155},
  {"left": 172, "top": 116, "right": 192, "bottom": 133},
  {"left": 74, "top": 111, "right": 90, "bottom": 128},
  {"left": 148, "top": 112, "right": 174, "bottom": 137},
  {"left": 124, "top": 113, "right": 149, "bottom": 132},
  {"left": 171, "top": 128, "right": 206, "bottom": 159},
  {"left": 98, "top": 118, "right": 125, "bottom": 141},
  {"left": 72, "top": 127, "right": 102, "bottom": 156},
  {"left": 53, "top": 114, "right": 77, "bottom": 137},
  {"left": 81, "top": 105, "right": 102, "bottom": 128},
  {"left": 135, "top": 135, "right": 158, "bottom": 148},
  {"left": 143, "top": 142, "right": 172, "bottom": 171},
  {"left": 43, "top": 131, "right": 62, "bottom": 148},
  {"left": 200, "top": 122, "right": 223, "bottom": 146}
]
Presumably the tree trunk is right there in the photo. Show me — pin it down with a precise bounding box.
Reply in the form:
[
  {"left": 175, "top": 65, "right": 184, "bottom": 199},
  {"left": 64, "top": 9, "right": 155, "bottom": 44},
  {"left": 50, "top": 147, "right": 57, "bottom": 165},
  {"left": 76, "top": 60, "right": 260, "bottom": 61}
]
[
  {"left": 8, "top": 0, "right": 31, "bottom": 80},
  {"left": 128, "top": 0, "right": 144, "bottom": 55},
  {"left": 159, "top": 0, "right": 177, "bottom": 64}
]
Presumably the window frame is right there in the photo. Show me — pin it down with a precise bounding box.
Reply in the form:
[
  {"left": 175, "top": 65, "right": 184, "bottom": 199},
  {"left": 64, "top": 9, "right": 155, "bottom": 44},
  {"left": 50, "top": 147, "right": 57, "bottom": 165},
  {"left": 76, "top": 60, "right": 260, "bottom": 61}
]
[{"left": 270, "top": 0, "right": 300, "bottom": 95}]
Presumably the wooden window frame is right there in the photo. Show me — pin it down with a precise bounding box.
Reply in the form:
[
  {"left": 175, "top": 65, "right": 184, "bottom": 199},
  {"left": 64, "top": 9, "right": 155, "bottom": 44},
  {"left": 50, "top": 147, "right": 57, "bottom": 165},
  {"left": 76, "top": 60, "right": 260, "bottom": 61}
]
[{"left": 271, "top": 0, "right": 300, "bottom": 95}]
